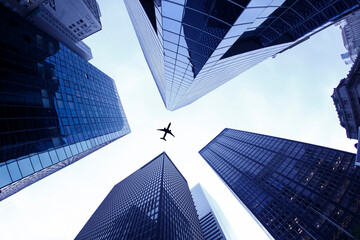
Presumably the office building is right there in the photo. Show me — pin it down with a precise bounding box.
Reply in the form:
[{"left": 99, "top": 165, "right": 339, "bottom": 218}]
[
  {"left": 200, "top": 128, "right": 360, "bottom": 240},
  {"left": 0, "top": 5, "right": 130, "bottom": 201},
  {"left": 0, "top": 0, "right": 102, "bottom": 60},
  {"left": 75, "top": 152, "right": 203, "bottom": 240},
  {"left": 332, "top": 55, "right": 360, "bottom": 144},
  {"left": 339, "top": 9, "right": 360, "bottom": 64},
  {"left": 191, "top": 183, "right": 233, "bottom": 240},
  {"left": 124, "top": 0, "right": 360, "bottom": 110}
]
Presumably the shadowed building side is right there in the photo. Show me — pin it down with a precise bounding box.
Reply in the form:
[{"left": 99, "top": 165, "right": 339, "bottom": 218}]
[
  {"left": 200, "top": 128, "right": 360, "bottom": 240},
  {"left": 0, "top": 5, "right": 130, "bottom": 201},
  {"left": 332, "top": 55, "right": 360, "bottom": 142},
  {"left": 75, "top": 152, "right": 204, "bottom": 240},
  {"left": 0, "top": 0, "right": 103, "bottom": 61}
]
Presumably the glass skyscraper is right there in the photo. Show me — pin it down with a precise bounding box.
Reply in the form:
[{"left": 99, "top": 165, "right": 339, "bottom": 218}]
[
  {"left": 200, "top": 128, "right": 360, "bottom": 240},
  {"left": 124, "top": 0, "right": 359, "bottom": 111},
  {"left": 339, "top": 9, "right": 360, "bottom": 64},
  {"left": 75, "top": 152, "right": 203, "bottom": 240},
  {"left": 0, "top": 0, "right": 102, "bottom": 61},
  {"left": 0, "top": 5, "right": 130, "bottom": 201},
  {"left": 191, "top": 183, "right": 233, "bottom": 240}
]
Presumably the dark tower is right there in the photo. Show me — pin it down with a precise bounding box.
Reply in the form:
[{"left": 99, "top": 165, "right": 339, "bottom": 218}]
[
  {"left": 200, "top": 128, "right": 360, "bottom": 240},
  {"left": 75, "top": 152, "right": 204, "bottom": 240},
  {"left": 0, "top": 5, "right": 130, "bottom": 201}
]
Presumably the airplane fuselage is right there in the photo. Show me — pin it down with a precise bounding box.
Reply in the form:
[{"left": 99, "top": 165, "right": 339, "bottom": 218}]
[{"left": 158, "top": 123, "right": 175, "bottom": 141}]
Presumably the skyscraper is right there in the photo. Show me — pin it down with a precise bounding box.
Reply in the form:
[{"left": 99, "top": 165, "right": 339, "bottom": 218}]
[
  {"left": 0, "top": 0, "right": 102, "bottom": 60},
  {"left": 124, "top": 0, "right": 360, "bottom": 111},
  {"left": 0, "top": 5, "right": 130, "bottom": 201},
  {"left": 339, "top": 9, "right": 360, "bottom": 64},
  {"left": 75, "top": 152, "right": 204, "bottom": 240},
  {"left": 332, "top": 55, "right": 360, "bottom": 144},
  {"left": 200, "top": 128, "right": 360, "bottom": 240},
  {"left": 191, "top": 183, "right": 234, "bottom": 240}
]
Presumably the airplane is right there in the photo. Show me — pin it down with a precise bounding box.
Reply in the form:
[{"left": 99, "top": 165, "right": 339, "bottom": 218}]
[{"left": 157, "top": 122, "right": 175, "bottom": 141}]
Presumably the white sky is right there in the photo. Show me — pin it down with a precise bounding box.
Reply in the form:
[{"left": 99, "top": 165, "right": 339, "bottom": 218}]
[{"left": 0, "top": 1, "right": 356, "bottom": 240}]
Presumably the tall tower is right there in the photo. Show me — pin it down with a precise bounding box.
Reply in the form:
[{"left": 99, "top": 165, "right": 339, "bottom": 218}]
[
  {"left": 75, "top": 152, "right": 204, "bottom": 240},
  {"left": 339, "top": 9, "right": 360, "bottom": 64},
  {"left": 0, "top": 0, "right": 103, "bottom": 60},
  {"left": 0, "top": 5, "right": 130, "bottom": 201},
  {"left": 191, "top": 183, "right": 234, "bottom": 240},
  {"left": 124, "top": 0, "right": 360, "bottom": 111},
  {"left": 332, "top": 55, "right": 360, "bottom": 147},
  {"left": 200, "top": 128, "right": 360, "bottom": 240}
]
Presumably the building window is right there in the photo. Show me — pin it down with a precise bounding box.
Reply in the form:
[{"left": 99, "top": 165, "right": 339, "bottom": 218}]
[
  {"left": 22, "top": 34, "right": 31, "bottom": 43},
  {"left": 36, "top": 34, "right": 44, "bottom": 49}
]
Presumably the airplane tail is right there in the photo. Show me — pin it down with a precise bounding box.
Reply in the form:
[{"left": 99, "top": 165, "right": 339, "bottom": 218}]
[{"left": 161, "top": 137, "right": 166, "bottom": 141}]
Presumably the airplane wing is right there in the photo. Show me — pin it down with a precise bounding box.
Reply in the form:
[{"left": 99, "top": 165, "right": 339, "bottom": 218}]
[
  {"left": 169, "top": 132, "right": 175, "bottom": 137},
  {"left": 157, "top": 129, "right": 166, "bottom": 132}
]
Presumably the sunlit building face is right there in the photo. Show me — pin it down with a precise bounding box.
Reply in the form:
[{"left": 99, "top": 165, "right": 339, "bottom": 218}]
[{"left": 124, "top": 0, "right": 359, "bottom": 110}]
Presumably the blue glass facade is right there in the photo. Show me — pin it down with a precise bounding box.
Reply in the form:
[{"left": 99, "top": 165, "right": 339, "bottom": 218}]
[
  {"left": 200, "top": 129, "right": 360, "bottom": 240},
  {"left": 75, "top": 152, "right": 203, "bottom": 240},
  {"left": 0, "top": 5, "right": 130, "bottom": 201},
  {"left": 191, "top": 184, "right": 230, "bottom": 240},
  {"left": 124, "top": 0, "right": 360, "bottom": 111}
]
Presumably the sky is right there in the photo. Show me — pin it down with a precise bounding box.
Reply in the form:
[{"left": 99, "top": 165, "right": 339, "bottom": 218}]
[{"left": 0, "top": 1, "right": 357, "bottom": 240}]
